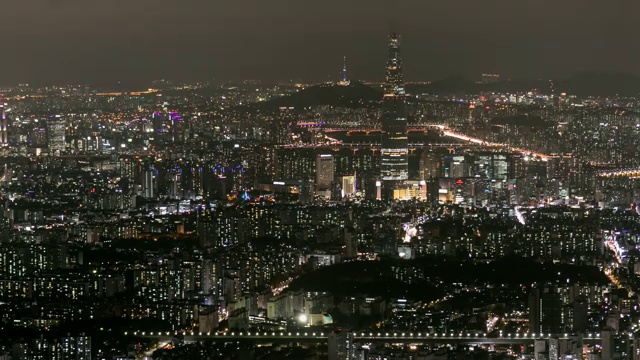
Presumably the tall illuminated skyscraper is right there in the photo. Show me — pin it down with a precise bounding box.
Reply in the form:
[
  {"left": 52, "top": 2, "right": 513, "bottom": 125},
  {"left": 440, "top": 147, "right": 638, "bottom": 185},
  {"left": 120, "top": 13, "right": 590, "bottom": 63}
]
[
  {"left": 380, "top": 33, "right": 408, "bottom": 181},
  {"left": 0, "top": 101, "right": 7, "bottom": 147}
]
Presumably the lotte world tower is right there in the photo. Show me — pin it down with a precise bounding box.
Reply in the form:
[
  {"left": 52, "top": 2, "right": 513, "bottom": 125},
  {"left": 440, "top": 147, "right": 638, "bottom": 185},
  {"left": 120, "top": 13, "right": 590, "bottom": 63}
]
[{"left": 380, "top": 33, "right": 409, "bottom": 182}]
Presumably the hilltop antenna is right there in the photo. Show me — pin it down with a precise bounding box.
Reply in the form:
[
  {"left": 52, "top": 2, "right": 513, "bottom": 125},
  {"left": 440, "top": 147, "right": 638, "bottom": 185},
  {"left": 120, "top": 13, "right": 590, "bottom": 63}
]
[
  {"left": 338, "top": 56, "right": 350, "bottom": 86},
  {"left": 342, "top": 56, "right": 347, "bottom": 82}
]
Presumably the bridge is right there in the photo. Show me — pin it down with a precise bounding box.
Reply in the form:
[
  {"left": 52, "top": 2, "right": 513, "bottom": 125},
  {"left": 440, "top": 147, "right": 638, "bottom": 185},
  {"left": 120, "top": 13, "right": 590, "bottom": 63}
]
[
  {"left": 301, "top": 124, "right": 550, "bottom": 161},
  {"left": 127, "top": 330, "right": 602, "bottom": 345},
  {"left": 281, "top": 142, "right": 480, "bottom": 149},
  {"left": 598, "top": 168, "right": 640, "bottom": 178}
]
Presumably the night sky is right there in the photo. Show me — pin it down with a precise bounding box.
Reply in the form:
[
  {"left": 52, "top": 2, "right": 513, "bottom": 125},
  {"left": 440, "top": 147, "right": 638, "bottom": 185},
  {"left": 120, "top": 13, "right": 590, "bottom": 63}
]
[{"left": 3, "top": 0, "right": 640, "bottom": 86}]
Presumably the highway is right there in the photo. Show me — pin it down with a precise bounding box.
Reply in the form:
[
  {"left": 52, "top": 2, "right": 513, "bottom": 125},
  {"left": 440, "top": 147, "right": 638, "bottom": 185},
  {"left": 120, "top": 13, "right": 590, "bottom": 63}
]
[{"left": 291, "top": 124, "right": 550, "bottom": 161}]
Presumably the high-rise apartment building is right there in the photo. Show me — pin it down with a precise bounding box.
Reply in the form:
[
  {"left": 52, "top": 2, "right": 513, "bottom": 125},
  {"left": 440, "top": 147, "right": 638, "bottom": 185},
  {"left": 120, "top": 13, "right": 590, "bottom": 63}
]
[{"left": 53, "top": 334, "right": 91, "bottom": 360}]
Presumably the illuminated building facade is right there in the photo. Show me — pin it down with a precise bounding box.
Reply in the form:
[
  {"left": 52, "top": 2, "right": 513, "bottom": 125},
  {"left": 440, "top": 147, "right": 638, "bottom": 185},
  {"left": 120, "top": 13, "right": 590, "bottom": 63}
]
[
  {"left": 316, "top": 154, "right": 334, "bottom": 191},
  {"left": 380, "top": 33, "right": 408, "bottom": 181},
  {"left": 48, "top": 116, "right": 66, "bottom": 154},
  {"left": 341, "top": 175, "right": 356, "bottom": 198}
]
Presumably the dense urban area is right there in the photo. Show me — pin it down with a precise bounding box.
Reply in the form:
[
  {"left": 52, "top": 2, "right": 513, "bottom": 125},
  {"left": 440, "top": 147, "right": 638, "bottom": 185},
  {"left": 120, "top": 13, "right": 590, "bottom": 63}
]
[{"left": 2, "top": 34, "right": 640, "bottom": 360}]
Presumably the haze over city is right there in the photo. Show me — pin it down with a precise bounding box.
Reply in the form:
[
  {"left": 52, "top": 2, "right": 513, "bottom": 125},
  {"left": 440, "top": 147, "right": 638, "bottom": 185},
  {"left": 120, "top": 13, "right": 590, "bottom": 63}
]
[{"left": 3, "top": 0, "right": 640, "bottom": 85}]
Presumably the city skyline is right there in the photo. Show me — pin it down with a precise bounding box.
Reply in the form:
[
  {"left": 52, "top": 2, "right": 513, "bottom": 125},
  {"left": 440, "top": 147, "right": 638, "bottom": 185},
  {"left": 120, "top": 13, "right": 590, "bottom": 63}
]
[
  {"left": 3, "top": 0, "right": 640, "bottom": 86},
  {"left": 2, "top": 4, "right": 640, "bottom": 359}
]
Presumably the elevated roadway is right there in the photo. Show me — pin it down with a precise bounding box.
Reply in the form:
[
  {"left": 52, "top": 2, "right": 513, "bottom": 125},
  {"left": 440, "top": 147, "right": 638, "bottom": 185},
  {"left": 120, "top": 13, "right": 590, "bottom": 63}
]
[
  {"left": 128, "top": 330, "right": 601, "bottom": 345},
  {"left": 597, "top": 168, "right": 640, "bottom": 178}
]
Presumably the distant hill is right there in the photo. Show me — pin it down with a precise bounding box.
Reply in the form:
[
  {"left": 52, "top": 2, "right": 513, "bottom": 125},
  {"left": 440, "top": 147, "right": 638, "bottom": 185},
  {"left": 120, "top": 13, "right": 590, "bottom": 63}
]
[
  {"left": 408, "top": 73, "right": 640, "bottom": 97},
  {"left": 563, "top": 72, "right": 640, "bottom": 97},
  {"left": 245, "top": 81, "right": 382, "bottom": 110},
  {"left": 408, "top": 77, "right": 479, "bottom": 96},
  {"left": 407, "top": 77, "right": 552, "bottom": 96},
  {"left": 238, "top": 73, "right": 640, "bottom": 112}
]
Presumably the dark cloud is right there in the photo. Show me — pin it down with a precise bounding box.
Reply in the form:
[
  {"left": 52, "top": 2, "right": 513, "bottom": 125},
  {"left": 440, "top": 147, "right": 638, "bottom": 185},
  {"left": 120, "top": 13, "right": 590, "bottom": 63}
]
[{"left": 1, "top": 0, "right": 639, "bottom": 86}]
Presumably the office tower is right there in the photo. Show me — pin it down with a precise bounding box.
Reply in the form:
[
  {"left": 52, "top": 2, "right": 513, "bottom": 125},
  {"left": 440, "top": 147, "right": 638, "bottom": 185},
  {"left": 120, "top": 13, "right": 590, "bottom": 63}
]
[
  {"left": 0, "top": 102, "right": 7, "bottom": 147},
  {"left": 601, "top": 329, "right": 613, "bottom": 360},
  {"left": 341, "top": 175, "right": 356, "bottom": 198},
  {"left": 48, "top": 116, "right": 66, "bottom": 154},
  {"left": 419, "top": 151, "right": 442, "bottom": 180},
  {"left": 328, "top": 330, "right": 354, "bottom": 360},
  {"left": 316, "top": 154, "right": 335, "bottom": 191},
  {"left": 380, "top": 33, "right": 408, "bottom": 181},
  {"left": 529, "top": 286, "right": 563, "bottom": 334}
]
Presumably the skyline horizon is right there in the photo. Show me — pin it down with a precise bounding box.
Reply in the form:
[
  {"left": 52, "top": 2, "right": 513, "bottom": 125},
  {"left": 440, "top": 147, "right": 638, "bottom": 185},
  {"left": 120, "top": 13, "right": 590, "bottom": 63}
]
[{"left": 4, "top": 69, "right": 640, "bottom": 89}]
